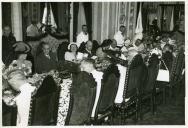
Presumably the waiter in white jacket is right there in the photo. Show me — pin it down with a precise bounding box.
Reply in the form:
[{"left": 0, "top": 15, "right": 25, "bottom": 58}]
[
  {"left": 114, "top": 25, "right": 126, "bottom": 48},
  {"left": 76, "top": 25, "right": 89, "bottom": 48}
]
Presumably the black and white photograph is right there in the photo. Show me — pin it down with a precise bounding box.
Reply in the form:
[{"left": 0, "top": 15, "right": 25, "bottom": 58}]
[{"left": 1, "top": 1, "right": 186, "bottom": 126}]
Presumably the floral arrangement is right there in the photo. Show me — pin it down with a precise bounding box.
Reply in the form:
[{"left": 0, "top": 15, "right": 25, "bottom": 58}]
[{"left": 2, "top": 60, "right": 32, "bottom": 79}]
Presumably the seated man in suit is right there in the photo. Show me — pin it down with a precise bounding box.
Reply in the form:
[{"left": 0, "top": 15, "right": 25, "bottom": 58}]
[
  {"left": 6, "top": 69, "right": 36, "bottom": 126},
  {"left": 79, "top": 40, "right": 95, "bottom": 58},
  {"left": 35, "top": 42, "right": 58, "bottom": 74}
]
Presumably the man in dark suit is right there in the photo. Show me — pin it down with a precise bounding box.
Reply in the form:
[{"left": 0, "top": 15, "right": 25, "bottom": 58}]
[
  {"left": 35, "top": 42, "right": 58, "bottom": 74},
  {"left": 79, "top": 40, "right": 95, "bottom": 58},
  {"left": 2, "top": 26, "right": 16, "bottom": 65}
]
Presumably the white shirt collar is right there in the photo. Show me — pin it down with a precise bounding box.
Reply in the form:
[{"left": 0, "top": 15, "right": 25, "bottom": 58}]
[
  {"left": 117, "top": 31, "right": 124, "bottom": 36},
  {"left": 80, "top": 31, "right": 88, "bottom": 36},
  {"left": 19, "top": 83, "right": 36, "bottom": 93},
  {"left": 91, "top": 70, "right": 103, "bottom": 80}
]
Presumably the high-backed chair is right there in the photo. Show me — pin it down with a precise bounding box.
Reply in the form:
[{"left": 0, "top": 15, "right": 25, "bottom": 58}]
[
  {"left": 2, "top": 77, "right": 17, "bottom": 126},
  {"left": 67, "top": 71, "right": 97, "bottom": 125},
  {"left": 2, "top": 101, "right": 17, "bottom": 126},
  {"left": 170, "top": 52, "right": 185, "bottom": 99},
  {"left": 96, "top": 64, "right": 120, "bottom": 124},
  {"left": 57, "top": 41, "right": 69, "bottom": 61},
  {"left": 141, "top": 54, "right": 159, "bottom": 117},
  {"left": 155, "top": 51, "right": 177, "bottom": 105},
  {"left": 58, "top": 60, "right": 80, "bottom": 73},
  {"left": 114, "top": 54, "right": 147, "bottom": 124},
  {"left": 28, "top": 75, "right": 61, "bottom": 125}
]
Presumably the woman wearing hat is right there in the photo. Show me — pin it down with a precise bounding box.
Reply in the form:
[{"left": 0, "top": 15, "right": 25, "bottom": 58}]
[
  {"left": 9, "top": 51, "right": 32, "bottom": 76},
  {"left": 64, "top": 42, "right": 78, "bottom": 62},
  {"left": 6, "top": 41, "right": 32, "bottom": 76}
]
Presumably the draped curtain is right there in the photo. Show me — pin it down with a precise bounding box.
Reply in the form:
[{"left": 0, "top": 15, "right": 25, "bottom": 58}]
[
  {"left": 77, "top": 3, "right": 86, "bottom": 35},
  {"left": 73, "top": 3, "right": 79, "bottom": 42},
  {"left": 2, "top": 3, "right": 12, "bottom": 28},
  {"left": 57, "top": 3, "right": 70, "bottom": 33},
  {"left": 83, "top": 2, "right": 92, "bottom": 40},
  {"left": 72, "top": 2, "right": 92, "bottom": 42},
  {"left": 92, "top": 2, "right": 137, "bottom": 44},
  {"left": 22, "top": 2, "right": 41, "bottom": 40},
  {"left": 164, "top": 6, "right": 174, "bottom": 31}
]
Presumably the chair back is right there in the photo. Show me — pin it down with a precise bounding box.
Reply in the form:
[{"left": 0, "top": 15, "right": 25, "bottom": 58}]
[
  {"left": 58, "top": 60, "right": 80, "bottom": 73},
  {"left": 97, "top": 64, "right": 120, "bottom": 112},
  {"left": 2, "top": 101, "right": 17, "bottom": 126},
  {"left": 28, "top": 75, "right": 60, "bottom": 125},
  {"left": 68, "top": 71, "right": 97, "bottom": 125},
  {"left": 57, "top": 41, "right": 69, "bottom": 61},
  {"left": 125, "top": 55, "right": 147, "bottom": 98},
  {"left": 161, "top": 51, "right": 173, "bottom": 72},
  {"left": 144, "top": 54, "right": 159, "bottom": 92},
  {"left": 35, "top": 75, "right": 58, "bottom": 97},
  {"left": 171, "top": 52, "right": 185, "bottom": 83}
]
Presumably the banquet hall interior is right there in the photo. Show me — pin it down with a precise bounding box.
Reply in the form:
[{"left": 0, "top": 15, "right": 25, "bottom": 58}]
[{"left": 1, "top": 1, "right": 185, "bottom": 126}]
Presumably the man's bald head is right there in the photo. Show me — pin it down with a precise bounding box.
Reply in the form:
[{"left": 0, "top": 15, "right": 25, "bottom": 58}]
[
  {"left": 7, "top": 69, "right": 27, "bottom": 91},
  {"left": 3, "top": 26, "right": 11, "bottom": 36},
  {"left": 86, "top": 40, "right": 93, "bottom": 51},
  {"left": 80, "top": 59, "right": 95, "bottom": 73},
  {"left": 127, "top": 49, "right": 138, "bottom": 62}
]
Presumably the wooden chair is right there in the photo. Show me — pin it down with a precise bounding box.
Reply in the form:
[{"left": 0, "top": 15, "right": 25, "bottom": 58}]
[
  {"left": 114, "top": 54, "right": 147, "bottom": 124},
  {"left": 58, "top": 60, "right": 80, "bottom": 73},
  {"left": 140, "top": 54, "right": 159, "bottom": 117},
  {"left": 95, "top": 64, "right": 120, "bottom": 125},
  {"left": 2, "top": 101, "right": 17, "bottom": 126},
  {"left": 164, "top": 52, "right": 185, "bottom": 103},
  {"left": 155, "top": 52, "right": 174, "bottom": 104},
  {"left": 57, "top": 41, "right": 69, "bottom": 61},
  {"left": 28, "top": 75, "right": 61, "bottom": 125},
  {"left": 67, "top": 71, "right": 97, "bottom": 125},
  {"left": 2, "top": 77, "right": 17, "bottom": 126},
  {"left": 154, "top": 52, "right": 184, "bottom": 105}
]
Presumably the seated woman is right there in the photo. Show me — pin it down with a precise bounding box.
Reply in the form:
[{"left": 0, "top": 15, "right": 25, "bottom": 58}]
[
  {"left": 64, "top": 42, "right": 78, "bottom": 62},
  {"left": 94, "top": 47, "right": 112, "bottom": 72},
  {"left": 9, "top": 51, "right": 32, "bottom": 76}
]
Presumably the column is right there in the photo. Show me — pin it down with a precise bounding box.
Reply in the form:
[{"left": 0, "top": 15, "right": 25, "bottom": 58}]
[
  {"left": 92, "top": 2, "right": 98, "bottom": 41},
  {"left": 11, "top": 2, "right": 23, "bottom": 41},
  {"left": 69, "top": 2, "right": 74, "bottom": 42}
]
